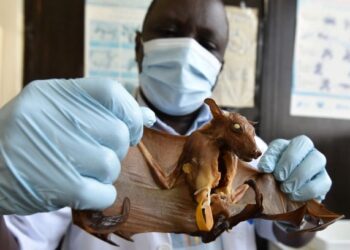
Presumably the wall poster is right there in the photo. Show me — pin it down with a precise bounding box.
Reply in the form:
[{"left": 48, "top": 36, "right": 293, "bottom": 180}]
[
  {"left": 291, "top": 0, "right": 350, "bottom": 120},
  {"left": 212, "top": 6, "right": 259, "bottom": 108},
  {"left": 85, "top": 0, "right": 151, "bottom": 91}
]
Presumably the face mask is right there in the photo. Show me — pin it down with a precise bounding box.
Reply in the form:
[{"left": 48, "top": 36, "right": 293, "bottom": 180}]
[{"left": 139, "top": 38, "right": 222, "bottom": 116}]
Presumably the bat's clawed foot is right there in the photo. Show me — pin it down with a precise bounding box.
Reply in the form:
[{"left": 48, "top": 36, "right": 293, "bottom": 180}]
[
  {"left": 201, "top": 214, "right": 230, "bottom": 243},
  {"left": 74, "top": 198, "right": 131, "bottom": 246},
  {"left": 89, "top": 197, "right": 131, "bottom": 231}
]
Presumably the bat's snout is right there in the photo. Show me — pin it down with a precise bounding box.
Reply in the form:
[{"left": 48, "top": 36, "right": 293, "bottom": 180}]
[
  {"left": 239, "top": 148, "right": 262, "bottom": 162},
  {"left": 253, "top": 149, "right": 262, "bottom": 159}
]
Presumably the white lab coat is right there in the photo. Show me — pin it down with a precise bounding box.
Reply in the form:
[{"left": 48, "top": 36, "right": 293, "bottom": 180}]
[
  {"left": 60, "top": 220, "right": 258, "bottom": 250},
  {"left": 4, "top": 137, "right": 277, "bottom": 250}
]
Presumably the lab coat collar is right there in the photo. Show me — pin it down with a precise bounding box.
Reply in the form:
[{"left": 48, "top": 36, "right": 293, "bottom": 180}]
[{"left": 135, "top": 88, "right": 212, "bottom": 136}]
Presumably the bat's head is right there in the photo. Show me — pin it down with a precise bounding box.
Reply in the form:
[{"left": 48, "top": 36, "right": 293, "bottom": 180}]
[{"left": 204, "top": 98, "right": 261, "bottom": 162}]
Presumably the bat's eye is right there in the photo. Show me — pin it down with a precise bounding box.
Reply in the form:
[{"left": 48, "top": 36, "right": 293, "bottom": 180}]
[{"left": 233, "top": 123, "right": 242, "bottom": 132}]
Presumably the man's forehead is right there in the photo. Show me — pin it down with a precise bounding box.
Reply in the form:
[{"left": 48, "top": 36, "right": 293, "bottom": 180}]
[
  {"left": 145, "top": 0, "right": 226, "bottom": 22},
  {"left": 144, "top": 0, "right": 227, "bottom": 36}
]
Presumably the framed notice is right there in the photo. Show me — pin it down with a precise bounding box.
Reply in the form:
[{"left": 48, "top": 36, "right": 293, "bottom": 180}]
[
  {"left": 85, "top": 0, "right": 151, "bottom": 91},
  {"left": 291, "top": 0, "right": 350, "bottom": 120}
]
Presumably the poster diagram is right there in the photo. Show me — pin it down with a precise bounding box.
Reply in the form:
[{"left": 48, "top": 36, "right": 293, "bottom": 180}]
[
  {"left": 85, "top": 0, "right": 151, "bottom": 91},
  {"left": 213, "top": 6, "right": 258, "bottom": 108},
  {"left": 291, "top": 0, "right": 350, "bottom": 120}
]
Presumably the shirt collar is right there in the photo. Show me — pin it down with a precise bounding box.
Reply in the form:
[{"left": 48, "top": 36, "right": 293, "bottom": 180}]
[{"left": 135, "top": 88, "right": 212, "bottom": 136}]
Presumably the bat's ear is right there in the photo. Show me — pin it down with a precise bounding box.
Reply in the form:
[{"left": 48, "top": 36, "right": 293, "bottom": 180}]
[
  {"left": 204, "top": 98, "right": 223, "bottom": 119},
  {"left": 249, "top": 120, "right": 258, "bottom": 126}
]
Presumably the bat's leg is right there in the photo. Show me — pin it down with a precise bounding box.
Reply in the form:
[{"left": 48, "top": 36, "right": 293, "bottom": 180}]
[
  {"left": 193, "top": 160, "right": 221, "bottom": 232},
  {"left": 138, "top": 142, "right": 181, "bottom": 189},
  {"left": 231, "top": 179, "right": 263, "bottom": 206},
  {"left": 244, "top": 179, "right": 263, "bottom": 208},
  {"left": 214, "top": 152, "right": 238, "bottom": 197}
]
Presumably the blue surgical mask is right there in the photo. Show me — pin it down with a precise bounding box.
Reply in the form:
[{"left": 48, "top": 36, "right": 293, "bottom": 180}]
[{"left": 139, "top": 38, "right": 222, "bottom": 116}]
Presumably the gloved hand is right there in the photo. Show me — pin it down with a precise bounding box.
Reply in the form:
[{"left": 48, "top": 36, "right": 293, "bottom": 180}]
[
  {"left": 258, "top": 135, "right": 332, "bottom": 201},
  {"left": 0, "top": 78, "right": 156, "bottom": 215}
]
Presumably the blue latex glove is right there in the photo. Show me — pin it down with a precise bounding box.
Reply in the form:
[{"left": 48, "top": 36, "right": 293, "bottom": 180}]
[
  {"left": 258, "top": 135, "right": 332, "bottom": 201},
  {"left": 0, "top": 78, "right": 156, "bottom": 215}
]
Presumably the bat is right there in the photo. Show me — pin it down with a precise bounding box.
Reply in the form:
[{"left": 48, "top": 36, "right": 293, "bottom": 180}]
[{"left": 73, "top": 98, "right": 344, "bottom": 246}]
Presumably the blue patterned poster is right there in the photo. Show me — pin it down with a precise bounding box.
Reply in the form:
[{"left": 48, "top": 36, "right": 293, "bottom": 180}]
[
  {"left": 85, "top": 0, "right": 152, "bottom": 91},
  {"left": 291, "top": 0, "right": 350, "bottom": 119}
]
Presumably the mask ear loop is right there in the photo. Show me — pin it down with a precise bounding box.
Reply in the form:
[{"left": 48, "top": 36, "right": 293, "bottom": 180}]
[
  {"left": 211, "top": 62, "right": 224, "bottom": 91},
  {"left": 135, "top": 31, "right": 145, "bottom": 73}
]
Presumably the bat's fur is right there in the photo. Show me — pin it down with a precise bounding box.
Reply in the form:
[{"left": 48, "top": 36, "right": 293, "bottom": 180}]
[{"left": 73, "top": 99, "right": 344, "bottom": 245}]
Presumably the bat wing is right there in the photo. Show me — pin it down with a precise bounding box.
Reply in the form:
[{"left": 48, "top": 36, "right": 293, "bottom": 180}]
[
  {"left": 141, "top": 127, "right": 187, "bottom": 179},
  {"left": 73, "top": 127, "right": 199, "bottom": 243},
  {"left": 201, "top": 160, "right": 344, "bottom": 242}
]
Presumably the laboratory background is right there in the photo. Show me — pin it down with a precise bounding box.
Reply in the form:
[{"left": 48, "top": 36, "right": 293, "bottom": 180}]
[{"left": 0, "top": 0, "right": 349, "bottom": 249}]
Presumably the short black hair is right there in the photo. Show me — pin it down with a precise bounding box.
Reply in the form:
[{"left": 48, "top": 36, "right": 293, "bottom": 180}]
[
  {"left": 143, "top": 0, "right": 225, "bottom": 28},
  {"left": 143, "top": 0, "right": 159, "bottom": 28}
]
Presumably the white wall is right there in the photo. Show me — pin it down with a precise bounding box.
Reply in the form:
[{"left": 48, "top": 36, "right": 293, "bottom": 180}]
[{"left": 0, "top": 0, "right": 23, "bottom": 107}]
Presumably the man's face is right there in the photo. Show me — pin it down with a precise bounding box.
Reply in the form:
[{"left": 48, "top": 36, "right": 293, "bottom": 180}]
[{"left": 136, "top": 0, "right": 229, "bottom": 68}]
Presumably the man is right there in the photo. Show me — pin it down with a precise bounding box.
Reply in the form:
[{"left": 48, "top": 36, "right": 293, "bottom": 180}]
[{"left": 2, "top": 0, "right": 331, "bottom": 249}]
